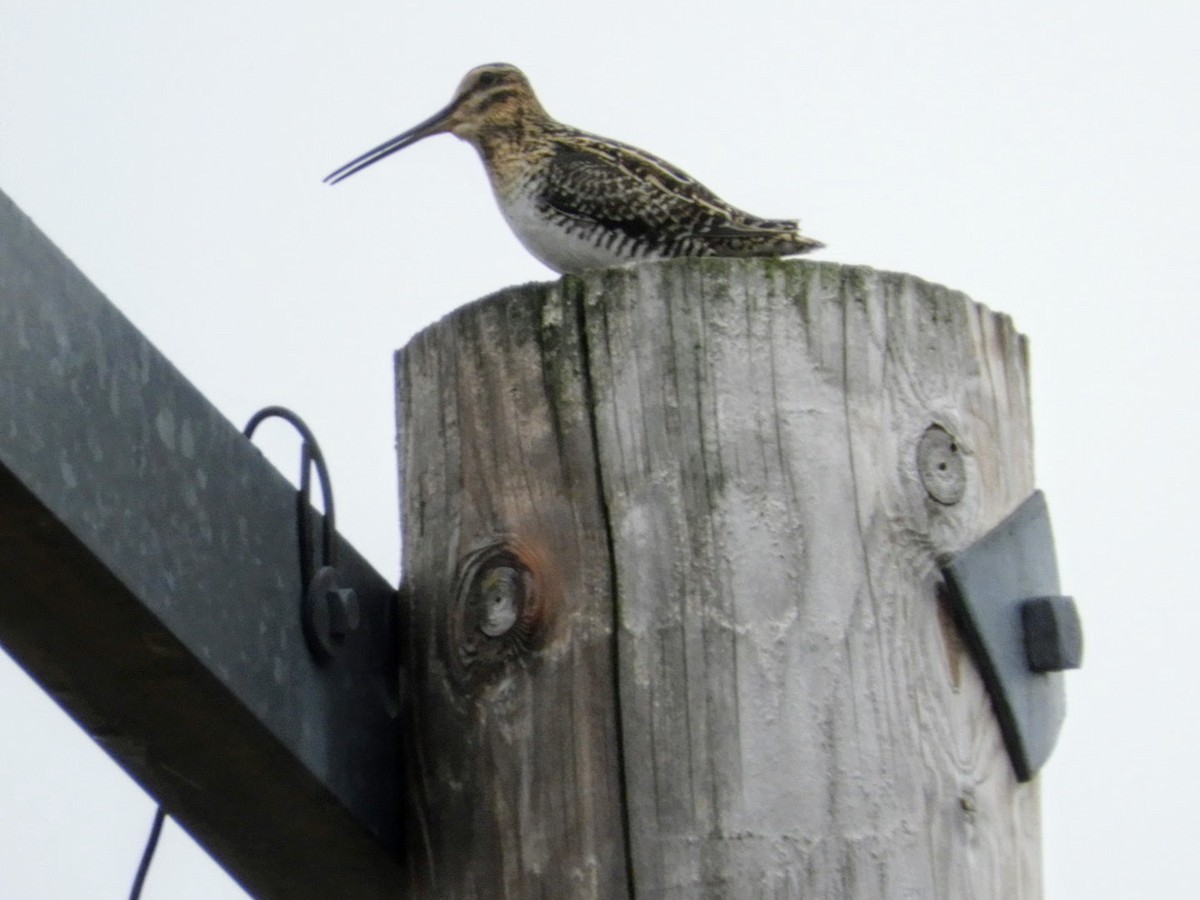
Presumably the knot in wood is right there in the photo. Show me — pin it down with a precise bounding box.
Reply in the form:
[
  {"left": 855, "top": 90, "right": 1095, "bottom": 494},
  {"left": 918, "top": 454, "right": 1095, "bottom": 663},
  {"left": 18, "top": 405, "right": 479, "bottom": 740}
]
[
  {"left": 446, "top": 537, "right": 556, "bottom": 689},
  {"left": 918, "top": 424, "right": 966, "bottom": 505},
  {"left": 478, "top": 566, "right": 520, "bottom": 637}
]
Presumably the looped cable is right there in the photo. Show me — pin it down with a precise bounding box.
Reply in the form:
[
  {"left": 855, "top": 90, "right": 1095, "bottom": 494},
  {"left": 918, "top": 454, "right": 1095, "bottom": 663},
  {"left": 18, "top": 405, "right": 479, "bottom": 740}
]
[
  {"left": 243, "top": 405, "right": 338, "bottom": 580},
  {"left": 245, "top": 405, "right": 358, "bottom": 663}
]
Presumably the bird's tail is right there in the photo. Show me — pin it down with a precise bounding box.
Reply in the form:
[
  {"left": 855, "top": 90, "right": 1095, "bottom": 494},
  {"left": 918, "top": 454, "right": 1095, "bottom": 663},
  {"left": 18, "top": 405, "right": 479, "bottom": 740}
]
[{"left": 785, "top": 232, "right": 825, "bottom": 255}]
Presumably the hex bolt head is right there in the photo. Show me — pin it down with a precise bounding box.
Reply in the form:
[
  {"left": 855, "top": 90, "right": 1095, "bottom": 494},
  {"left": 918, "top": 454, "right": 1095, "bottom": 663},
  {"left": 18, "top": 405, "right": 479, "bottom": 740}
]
[
  {"left": 1022, "top": 596, "right": 1083, "bottom": 672},
  {"left": 303, "top": 566, "right": 360, "bottom": 662},
  {"left": 327, "top": 587, "right": 360, "bottom": 640}
]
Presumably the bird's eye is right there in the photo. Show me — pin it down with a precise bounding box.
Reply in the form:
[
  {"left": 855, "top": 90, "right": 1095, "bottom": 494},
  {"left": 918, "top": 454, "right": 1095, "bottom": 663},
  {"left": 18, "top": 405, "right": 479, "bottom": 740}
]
[{"left": 478, "top": 71, "right": 500, "bottom": 89}]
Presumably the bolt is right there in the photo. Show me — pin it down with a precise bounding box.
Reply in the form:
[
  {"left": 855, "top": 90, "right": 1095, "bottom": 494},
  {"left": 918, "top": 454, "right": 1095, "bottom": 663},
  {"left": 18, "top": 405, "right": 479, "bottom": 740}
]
[
  {"left": 326, "top": 587, "right": 360, "bottom": 640},
  {"left": 303, "top": 566, "right": 360, "bottom": 661},
  {"left": 1022, "top": 596, "right": 1083, "bottom": 673}
]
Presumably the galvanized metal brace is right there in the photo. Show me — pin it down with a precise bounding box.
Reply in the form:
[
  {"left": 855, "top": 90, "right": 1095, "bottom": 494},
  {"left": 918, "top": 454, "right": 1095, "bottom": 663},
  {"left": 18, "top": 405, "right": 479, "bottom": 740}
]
[{"left": 941, "top": 491, "right": 1083, "bottom": 781}]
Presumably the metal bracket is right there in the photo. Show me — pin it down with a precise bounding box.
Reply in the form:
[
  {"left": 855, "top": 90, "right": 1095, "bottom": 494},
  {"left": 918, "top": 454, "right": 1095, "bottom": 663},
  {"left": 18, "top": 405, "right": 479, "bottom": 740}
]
[
  {"left": 941, "top": 491, "right": 1082, "bottom": 781},
  {"left": 244, "top": 406, "right": 361, "bottom": 663}
]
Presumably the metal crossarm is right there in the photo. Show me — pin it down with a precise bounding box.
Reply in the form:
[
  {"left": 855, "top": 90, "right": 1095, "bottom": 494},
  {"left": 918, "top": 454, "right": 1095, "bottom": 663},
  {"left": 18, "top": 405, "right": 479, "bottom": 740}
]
[{"left": 0, "top": 190, "right": 402, "bottom": 898}]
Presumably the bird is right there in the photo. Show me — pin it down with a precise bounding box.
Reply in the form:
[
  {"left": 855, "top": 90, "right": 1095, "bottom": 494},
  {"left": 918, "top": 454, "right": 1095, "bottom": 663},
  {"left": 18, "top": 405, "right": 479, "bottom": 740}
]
[{"left": 324, "top": 63, "right": 823, "bottom": 275}]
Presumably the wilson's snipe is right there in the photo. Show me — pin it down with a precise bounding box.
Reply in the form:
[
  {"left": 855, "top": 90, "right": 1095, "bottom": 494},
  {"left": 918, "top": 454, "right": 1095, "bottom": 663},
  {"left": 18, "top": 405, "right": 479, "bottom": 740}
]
[{"left": 325, "top": 63, "right": 823, "bottom": 274}]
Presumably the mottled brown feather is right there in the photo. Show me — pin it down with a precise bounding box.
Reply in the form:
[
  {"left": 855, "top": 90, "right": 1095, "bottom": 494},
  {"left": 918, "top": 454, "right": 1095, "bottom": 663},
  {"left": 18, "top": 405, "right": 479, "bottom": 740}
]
[
  {"left": 537, "top": 129, "right": 819, "bottom": 258},
  {"left": 326, "top": 63, "right": 823, "bottom": 271}
]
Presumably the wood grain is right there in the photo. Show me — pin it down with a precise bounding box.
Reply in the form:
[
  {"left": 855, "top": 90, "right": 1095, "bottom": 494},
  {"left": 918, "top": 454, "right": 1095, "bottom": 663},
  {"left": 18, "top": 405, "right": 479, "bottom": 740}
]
[
  {"left": 396, "top": 258, "right": 1040, "bottom": 898},
  {"left": 397, "top": 280, "right": 628, "bottom": 898}
]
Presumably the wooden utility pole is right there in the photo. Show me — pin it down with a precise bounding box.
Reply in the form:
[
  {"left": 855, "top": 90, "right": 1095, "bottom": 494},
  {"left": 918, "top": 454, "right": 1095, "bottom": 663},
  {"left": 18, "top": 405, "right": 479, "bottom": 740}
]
[{"left": 395, "top": 258, "right": 1041, "bottom": 898}]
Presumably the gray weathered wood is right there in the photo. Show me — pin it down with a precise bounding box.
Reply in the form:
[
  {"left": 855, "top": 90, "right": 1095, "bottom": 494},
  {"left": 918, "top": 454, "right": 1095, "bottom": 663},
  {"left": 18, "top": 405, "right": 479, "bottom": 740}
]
[
  {"left": 396, "top": 258, "right": 1041, "bottom": 899},
  {"left": 396, "top": 280, "right": 629, "bottom": 896}
]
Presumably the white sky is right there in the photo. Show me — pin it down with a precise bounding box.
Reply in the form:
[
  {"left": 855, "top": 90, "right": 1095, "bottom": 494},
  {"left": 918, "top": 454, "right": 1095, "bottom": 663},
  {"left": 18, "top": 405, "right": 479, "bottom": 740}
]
[{"left": 1, "top": 1, "right": 1197, "bottom": 897}]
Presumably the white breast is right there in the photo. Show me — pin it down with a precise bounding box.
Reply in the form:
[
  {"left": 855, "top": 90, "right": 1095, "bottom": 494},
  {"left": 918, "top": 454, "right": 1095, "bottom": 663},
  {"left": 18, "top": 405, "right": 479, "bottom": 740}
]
[{"left": 492, "top": 182, "right": 649, "bottom": 275}]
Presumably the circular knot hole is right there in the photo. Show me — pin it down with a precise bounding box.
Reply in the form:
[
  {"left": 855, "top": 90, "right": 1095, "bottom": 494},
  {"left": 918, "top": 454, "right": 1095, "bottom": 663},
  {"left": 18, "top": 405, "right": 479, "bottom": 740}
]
[{"left": 446, "top": 536, "right": 558, "bottom": 690}]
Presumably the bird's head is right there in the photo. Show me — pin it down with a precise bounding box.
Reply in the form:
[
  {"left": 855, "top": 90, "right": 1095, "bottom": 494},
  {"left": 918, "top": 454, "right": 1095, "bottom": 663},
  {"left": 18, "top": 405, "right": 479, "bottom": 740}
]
[
  {"left": 324, "top": 63, "right": 548, "bottom": 185},
  {"left": 444, "top": 64, "right": 547, "bottom": 140}
]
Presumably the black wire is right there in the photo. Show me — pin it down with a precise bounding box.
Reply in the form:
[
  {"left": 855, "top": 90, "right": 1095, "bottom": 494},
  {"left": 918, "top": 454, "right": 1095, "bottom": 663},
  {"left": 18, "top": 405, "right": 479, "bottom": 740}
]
[
  {"left": 122, "top": 407, "right": 331, "bottom": 897},
  {"left": 243, "top": 405, "right": 338, "bottom": 573},
  {"left": 129, "top": 806, "right": 167, "bottom": 900},
  {"left": 123, "top": 409, "right": 328, "bottom": 897}
]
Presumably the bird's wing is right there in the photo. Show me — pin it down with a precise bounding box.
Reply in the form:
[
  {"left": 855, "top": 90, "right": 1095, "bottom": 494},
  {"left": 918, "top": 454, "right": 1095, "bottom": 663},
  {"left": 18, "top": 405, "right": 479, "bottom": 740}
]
[{"left": 541, "top": 132, "right": 798, "bottom": 241}]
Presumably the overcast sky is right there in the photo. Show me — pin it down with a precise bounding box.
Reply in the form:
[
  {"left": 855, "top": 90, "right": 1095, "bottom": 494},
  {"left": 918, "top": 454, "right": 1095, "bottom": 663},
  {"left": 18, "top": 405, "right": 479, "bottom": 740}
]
[{"left": 2, "top": 1, "right": 1198, "bottom": 897}]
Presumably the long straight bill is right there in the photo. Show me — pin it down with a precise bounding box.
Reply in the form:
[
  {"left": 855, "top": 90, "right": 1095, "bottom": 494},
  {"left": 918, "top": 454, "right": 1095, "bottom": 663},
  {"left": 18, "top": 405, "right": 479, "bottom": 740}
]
[{"left": 324, "top": 102, "right": 457, "bottom": 185}]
